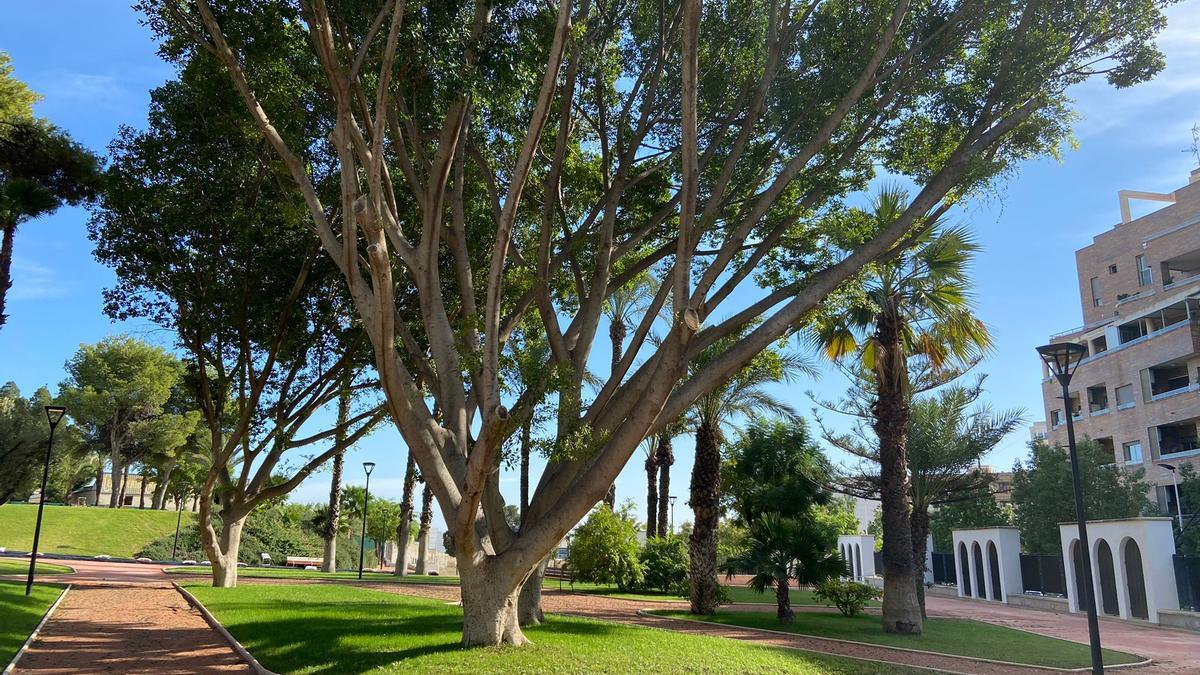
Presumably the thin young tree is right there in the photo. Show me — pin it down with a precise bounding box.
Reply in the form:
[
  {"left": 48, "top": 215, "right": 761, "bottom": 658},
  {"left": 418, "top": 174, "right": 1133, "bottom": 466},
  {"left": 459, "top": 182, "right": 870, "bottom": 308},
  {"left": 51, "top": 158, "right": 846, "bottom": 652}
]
[
  {"left": 811, "top": 206, "right": 991, "bottom": 633},
  {"left": 144, "top": 0, "right": 1170, "bottom": 646}
]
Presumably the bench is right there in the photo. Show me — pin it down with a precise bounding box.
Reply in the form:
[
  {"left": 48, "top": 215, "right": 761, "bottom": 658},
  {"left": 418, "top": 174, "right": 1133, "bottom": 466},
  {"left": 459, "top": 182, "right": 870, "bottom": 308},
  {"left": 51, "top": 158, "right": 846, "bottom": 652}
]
[{"left": 285, "top": 556, "right": 324, "bottom": 568}]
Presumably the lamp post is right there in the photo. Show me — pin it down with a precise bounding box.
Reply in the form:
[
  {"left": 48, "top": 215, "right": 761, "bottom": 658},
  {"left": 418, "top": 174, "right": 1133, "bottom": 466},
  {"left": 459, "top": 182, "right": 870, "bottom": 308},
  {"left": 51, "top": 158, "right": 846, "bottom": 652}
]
[
  {"left": 1036, "top": 343, "right": 1104, "bottom": 675},
  {"left": 1158, "top": 463, "right": 1183, "bottom": 531},
  {"left": 668, "top": 495, "right": 677, "bottom": 535},
  {"left": 26, "top": 406, "right": 66, "bottom": 596},
  {"left": 358, "top": 462, "right": 375, "bottom": 580}
]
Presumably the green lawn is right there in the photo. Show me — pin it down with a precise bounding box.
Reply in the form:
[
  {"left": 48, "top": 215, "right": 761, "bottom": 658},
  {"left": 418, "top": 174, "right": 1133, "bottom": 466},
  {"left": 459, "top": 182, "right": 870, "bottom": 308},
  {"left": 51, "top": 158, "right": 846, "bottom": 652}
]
[
  {"left": 0, "top": 581, "right": 63, "bottom": 666},
  {"left": 165, "top": 566, "right": 461, "bottom": 585},
  {"left": 0, "top": 503, "right": 192, "bottom": 558},
  {"left": 651, "top": 610, "right": 1143, "bottom": 669},
  {"left": 558, "top": 581, "right": 878, "bottom": 607},
  {"left": 0, "top": 559, "right": 73, "bottom": 575},
  {"left": 184, "top": 582, "right": 926, "bottom": 674}
]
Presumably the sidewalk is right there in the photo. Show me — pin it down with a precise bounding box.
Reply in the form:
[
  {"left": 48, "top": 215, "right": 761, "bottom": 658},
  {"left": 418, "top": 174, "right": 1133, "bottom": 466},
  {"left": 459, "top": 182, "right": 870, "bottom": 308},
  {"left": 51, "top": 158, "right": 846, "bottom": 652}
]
[{"left": 10, "top": 559, "right": 250, "bottom": 674}]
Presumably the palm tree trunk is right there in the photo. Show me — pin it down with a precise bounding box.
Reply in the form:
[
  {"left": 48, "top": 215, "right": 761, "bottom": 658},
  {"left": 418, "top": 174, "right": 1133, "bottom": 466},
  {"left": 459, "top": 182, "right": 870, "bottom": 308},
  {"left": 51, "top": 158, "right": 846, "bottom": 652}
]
[
  {"left": 322, "top": 382, "right": 351, "bottom": 573},
  {"left": 645, "top": 452, "right": 658, "bottom": 538},
  {"left": 873, "top": 313, "right": 922, "bottom": 635},
  {"left": 775, "top": 578, "right": 794, "bottom": 624},
  {"left": 656, "top": 432, "right": 673, "bottom": 537},
  {"left": 415, "top": 482, "right": 433, "bottom": 574},
  {"left": 394, "top": 453, "right": 417, "bottom": 576},
  {"left": 910, "top": 506, "right": 930, "bottom": 619},
  {"left": 0, "top": 219, "right": 15, "bottom": 331},
  {"left": 688, "top": 420, "right": 720, "bottom": 614}
]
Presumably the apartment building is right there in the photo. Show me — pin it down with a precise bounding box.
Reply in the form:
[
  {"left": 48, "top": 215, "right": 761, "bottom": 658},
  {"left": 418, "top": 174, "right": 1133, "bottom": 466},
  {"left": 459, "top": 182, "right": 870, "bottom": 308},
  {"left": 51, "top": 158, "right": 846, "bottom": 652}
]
[{"left": 1040, "top": 169, "right": 1200, "bottom": 518}]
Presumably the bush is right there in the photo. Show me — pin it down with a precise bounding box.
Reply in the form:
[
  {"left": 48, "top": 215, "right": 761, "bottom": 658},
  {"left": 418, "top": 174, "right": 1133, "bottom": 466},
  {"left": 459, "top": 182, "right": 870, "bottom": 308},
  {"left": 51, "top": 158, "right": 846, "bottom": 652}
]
[
  {"left": 640, "top": 535, "right": 688, "bottom": 593},
  {"left": 813, "top": 578, "right": 880, "bottom": 617},
  {"left": 568, "top": 503, "right": 644, "bottom": 591}
]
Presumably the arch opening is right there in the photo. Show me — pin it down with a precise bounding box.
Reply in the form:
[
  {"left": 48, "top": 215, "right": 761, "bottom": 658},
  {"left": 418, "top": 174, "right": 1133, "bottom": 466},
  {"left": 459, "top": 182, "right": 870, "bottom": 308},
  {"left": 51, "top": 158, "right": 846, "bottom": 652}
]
[
  {"left": 1122, "top": 539, "right": 1148, "bottom": 620},
  {"left": 1096, "top": 539, "right": 1119, "bottom": 616},
  {"left": 987, "top": 540, "right": 1002, "bottom": 601},
  {"left": 959, "top": 542, "right": 972, "bottom": 597},
  {"left": 972, "top": 541, "right": 986, "bottom": 599}
]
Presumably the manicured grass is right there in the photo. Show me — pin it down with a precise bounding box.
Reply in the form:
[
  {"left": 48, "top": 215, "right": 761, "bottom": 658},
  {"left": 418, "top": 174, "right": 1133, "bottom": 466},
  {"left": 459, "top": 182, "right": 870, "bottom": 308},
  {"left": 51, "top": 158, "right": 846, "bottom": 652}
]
[
  {"left": 559, "top": 582, "right": 878, "bottom": 607},
  {"left": 165, "top": 566, "right": 461, "bottom": 585},
  {"left": 0, "top": 503, "right": 193, "bottom": 558},
  {"left": 651, "top": 610, "right": 1143, "bottom": 669},
  {"left": 0, "top": 559, "right": 73, "bottom": 575},
  {"left": 0, "top": 581, "right": 62, "bottom": 666},
  {"left": 184, "top": 582, "right": 927, "bottom": 674}
]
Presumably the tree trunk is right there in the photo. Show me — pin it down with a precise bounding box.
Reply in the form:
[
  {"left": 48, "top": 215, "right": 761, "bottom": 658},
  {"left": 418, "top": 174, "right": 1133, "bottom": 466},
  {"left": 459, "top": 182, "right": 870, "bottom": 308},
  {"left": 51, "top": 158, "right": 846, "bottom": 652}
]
[
  {"left": 108, "top": 446, "right": 123, "bottom": 508},
  {"left": 518, "top": 558, "right": 547, "bottom": 626},
  {"left": 520, "top": 417, "right": 532, "bottom": 520},
  {"left": 775, "top": 578, "right": 794, "bottom": 624},
  {"left": 603, "top": 483, "right": 616, "bottom": 508},
  {"left": 873, "top": 313, "right": 922, "bottom": 635},
  {"left": 910, "top": 506, "right": 930, "bottom": 619},
  {"left": 0, "top": 219, "right": 15, "bottom": 331},
  {"left": 114, "top": 463, "right": 130, "bottom": 508},
  {"left": 645, "top": 452, "right": 658, "bottom": 538},
  {"left": 206, "top": 514, "right": 246, "bottom": 588},
  {"left": 322, "top": 383, "right": 351, "bottom": 573},
  {"left": 393, "top": 453, "right": 417, "bottom": 576},
  {"left": 459, "top": 561, "right": 528, "bottom": 647},
  {"left": 138, "top": 471, "right": 148, "bottom": 509},
  {"left": 94, "top": 454, "right": 105, "bottom": 506},
  {"left": 151, "top": 460, "right": 176, "bottom": 510},
  {"left": 656, "top": 432, "right": 674, "bottom": 537},
  {"left": 415, "top": 483, "right": 433, "bottom": 574},
  {"left": 688, "top": 420, "right": 720, "bottom": 614}
]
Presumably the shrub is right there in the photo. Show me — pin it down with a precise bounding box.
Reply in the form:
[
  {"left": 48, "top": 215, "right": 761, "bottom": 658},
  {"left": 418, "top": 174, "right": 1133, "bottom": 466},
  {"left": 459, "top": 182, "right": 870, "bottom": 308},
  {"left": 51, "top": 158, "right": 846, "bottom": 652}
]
[
  {"left": 567, "top": 503, "right": 644, "bottom": 590},
  {"left": 640, "top": 535, "right": 688, "bottom": 593},
  {"left": 813, "top": 578, "right": 880, "bottom": 617}
]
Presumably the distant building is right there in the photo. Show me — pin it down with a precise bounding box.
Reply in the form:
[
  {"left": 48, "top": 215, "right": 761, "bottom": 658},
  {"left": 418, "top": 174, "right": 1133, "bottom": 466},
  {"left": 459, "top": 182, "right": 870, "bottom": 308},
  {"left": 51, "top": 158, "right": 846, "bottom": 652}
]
[
  {"left": 53, "top": 472, "right": 196, "bottom": 512},
  {"left": 1039, "top": 168, "right": 1200, "bottom": 518},
  {"left": 1029, "top": 421, "right": 1048, "bottom": 444}
]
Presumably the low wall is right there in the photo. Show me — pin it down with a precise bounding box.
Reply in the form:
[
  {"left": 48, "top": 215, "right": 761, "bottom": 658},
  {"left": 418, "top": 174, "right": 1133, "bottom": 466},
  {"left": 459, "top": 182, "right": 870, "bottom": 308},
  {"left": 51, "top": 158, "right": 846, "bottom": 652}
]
[
  {"left": 1158, "top": 609, "right": 1200, "bottom": 633},
  {"left": 1006, "top": 593, "right": 1070, "bottom": 614}
]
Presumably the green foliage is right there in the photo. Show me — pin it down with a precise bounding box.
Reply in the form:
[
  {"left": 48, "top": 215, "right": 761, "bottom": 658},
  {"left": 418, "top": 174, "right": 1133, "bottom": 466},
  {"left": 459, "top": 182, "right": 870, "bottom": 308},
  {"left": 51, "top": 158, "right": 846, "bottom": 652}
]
[
  {"left": 1175, "top": 464, "right": 1200, "bottom": 556},
  {"left": 720, "top": 513, "right": 844, "bottom": 602},
  {"left": 716, "top": 520, "right": 750, "bottom": 564},
  {"left": 930, "top": 496, "right": 1014, "bottom": 553},
  {"left": 813, "top": 579, "right": 881, "bottom": 617},
  {"left": 811, "top": 497, "right": 861, "bottom": 537},
  {"left": 723, "top": 417, "right": 834, "bottom": 524},
  {"left": 568, "top": 503, "right": 643, "bottom": 591},
  {"left": 1011, "top": 440, "right": 1154, "bottom": 554},
  {"left": 639, "top": 535, "right": 688, "bottom": 594}
]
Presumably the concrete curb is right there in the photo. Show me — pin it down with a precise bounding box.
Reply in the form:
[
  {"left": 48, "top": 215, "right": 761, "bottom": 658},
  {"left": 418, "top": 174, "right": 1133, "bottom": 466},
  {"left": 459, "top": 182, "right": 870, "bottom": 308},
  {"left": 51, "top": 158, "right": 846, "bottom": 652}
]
[
  {"left": 171, "top": 581, "right": 280, "bottom": 675},
  {"left": 3, "top": 584, "right": 70, "bottom": 675},
  {"left": 637, "top": 610, "right": 1155, "bottom": 673}
]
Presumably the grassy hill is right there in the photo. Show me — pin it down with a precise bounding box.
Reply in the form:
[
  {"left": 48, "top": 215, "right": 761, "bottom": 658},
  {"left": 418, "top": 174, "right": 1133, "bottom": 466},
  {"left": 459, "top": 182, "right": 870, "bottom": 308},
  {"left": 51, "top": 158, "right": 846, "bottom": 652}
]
[{"left": 0, "top": 503, "right": 194, "bottom": 558}]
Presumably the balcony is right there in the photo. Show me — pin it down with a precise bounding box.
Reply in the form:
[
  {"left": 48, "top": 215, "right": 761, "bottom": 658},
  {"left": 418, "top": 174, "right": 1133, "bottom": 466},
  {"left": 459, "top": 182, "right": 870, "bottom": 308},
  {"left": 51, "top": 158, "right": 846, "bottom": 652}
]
[
  {"left": 1161, "top": 250, "right": 1200, "bottom": 290},
  {"left": 1148, "top": 363, "right": 1191, "bottom": 400},
  {"left": 1157, "top": 421, "right": 1200, "bottom": 458}
]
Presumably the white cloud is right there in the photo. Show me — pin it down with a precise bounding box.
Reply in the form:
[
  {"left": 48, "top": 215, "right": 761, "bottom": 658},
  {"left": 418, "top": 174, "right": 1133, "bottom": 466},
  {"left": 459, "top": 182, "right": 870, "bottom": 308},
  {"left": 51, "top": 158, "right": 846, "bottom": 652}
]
[{"left": 9, "top": 258, "right": 68, "bottom": 301}]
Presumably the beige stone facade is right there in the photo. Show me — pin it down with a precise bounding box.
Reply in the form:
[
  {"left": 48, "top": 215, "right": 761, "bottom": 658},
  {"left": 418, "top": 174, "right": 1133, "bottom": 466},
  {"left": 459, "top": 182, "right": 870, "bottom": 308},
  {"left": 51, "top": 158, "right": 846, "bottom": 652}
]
[{"left": 1040, "top": 169, "right": 1200, "bottom": 517}]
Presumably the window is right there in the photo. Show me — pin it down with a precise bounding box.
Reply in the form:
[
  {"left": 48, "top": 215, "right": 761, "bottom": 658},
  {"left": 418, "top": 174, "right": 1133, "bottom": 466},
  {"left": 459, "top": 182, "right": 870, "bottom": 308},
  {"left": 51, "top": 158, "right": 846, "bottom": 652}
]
[
  {"left": 1090, "top": 277, "right": 1102, "bottom": 307},
  {"left": 1087, "top": 385, "right": 1108, "bottom": 413},
  {"left": 1050, "top": 409, "right": 1064, "bottom": 427},
  {"left": 122, "top": 495, "right": 134, "bottom": 506},
  {"left": 1115, "top": 384, "right": 1135, "bottom": 409},
  {"left": 1108, "top": 264, "right": 1118, "bottom": 274},
  {"left": 1123, "top": 441, "right": 1143, "bottom": 464},
  {"left": 1136, "top": 255, "right": 1153, "bottom": 287}
]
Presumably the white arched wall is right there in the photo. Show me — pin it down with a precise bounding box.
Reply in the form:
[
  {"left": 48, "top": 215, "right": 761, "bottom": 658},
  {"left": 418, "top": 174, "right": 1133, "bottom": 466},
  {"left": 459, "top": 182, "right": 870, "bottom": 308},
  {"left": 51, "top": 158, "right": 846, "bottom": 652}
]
[
  {"left": 836, "top": 535, "right": 876, "bottom": 581},
  {"left": 1059, "top": 517, "right": 1178, "bottom": 623},
  {"left": 950, "top": 527, "right": 1022, "bottom": 602}
]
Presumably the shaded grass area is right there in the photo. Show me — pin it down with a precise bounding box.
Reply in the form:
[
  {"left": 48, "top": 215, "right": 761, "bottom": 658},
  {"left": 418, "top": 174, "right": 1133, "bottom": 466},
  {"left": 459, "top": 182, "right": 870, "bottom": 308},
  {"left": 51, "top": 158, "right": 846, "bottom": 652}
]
[
  {"left": 166, "top": 566, "right": 460, "bottom": 585},
  {"left": 0, "top": 504, "right": 193, "bottom": 558},
  {"left": 185, "top": 582, "right": 927, "bottom": 674},
  {"left": 0, "top": 559, "right": 73, "bottom": 576},
  {"left": 561, "top": 582, "right": 878, "bottom": 607},
  {"left": 650, "top": 610, "right": 1143, "bottom": 669},
  {"left": 0, "top": 581, "right": 62, "bottom": 666}
]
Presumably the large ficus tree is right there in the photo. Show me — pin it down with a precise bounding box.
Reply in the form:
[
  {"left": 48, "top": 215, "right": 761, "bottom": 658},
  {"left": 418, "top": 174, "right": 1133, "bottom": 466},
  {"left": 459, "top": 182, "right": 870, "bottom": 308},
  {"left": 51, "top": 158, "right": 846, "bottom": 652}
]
[{"left": 141, "top": 0, "right": 1170, "bottom": 646}]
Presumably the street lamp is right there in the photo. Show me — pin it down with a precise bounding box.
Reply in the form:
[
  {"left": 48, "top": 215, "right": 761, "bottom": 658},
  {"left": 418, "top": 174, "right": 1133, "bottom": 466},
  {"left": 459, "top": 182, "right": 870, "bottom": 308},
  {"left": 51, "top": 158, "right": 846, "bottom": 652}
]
[
  {"left": 358, "top": 461, "right": 375, "bottom": 580},
  {"left": 668, "top": 495, "right": 677, "bottom": 535},
  {"left": 1036, "top": 342, "right": 1103, "bottom": 675},
  {"left": 1158, "top": 463, "right": 1183, "bottom": 531},
  {"left": 26, "top": 406, "right": 66, "bottom": 596}
]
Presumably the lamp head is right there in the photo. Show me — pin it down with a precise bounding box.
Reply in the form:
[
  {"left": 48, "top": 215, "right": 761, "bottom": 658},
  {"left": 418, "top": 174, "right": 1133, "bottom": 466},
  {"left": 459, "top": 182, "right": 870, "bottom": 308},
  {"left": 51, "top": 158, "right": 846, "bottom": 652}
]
[
  {"left": 1035, "top": 342, "right": 1087, "bottom": 385},
  {"left": 363, "top": 461, "right": 376, "bottom": 476},
  {"left": 1157, "top": 462, "right": 1177, "bottom": 473},
  {"left": 44, "top": 405, "right": 67, "bottom": 428}
]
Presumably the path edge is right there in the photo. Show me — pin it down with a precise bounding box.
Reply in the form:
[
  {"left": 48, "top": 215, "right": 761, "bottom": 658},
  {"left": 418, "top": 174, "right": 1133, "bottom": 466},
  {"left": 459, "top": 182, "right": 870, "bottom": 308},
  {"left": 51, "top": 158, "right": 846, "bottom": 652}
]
[
  {"left": 636, "top": 610, "right": 1154, "bottom": 673},
  {"left": 3, "top": 584, "right": 71, "bottom": 675},
  {"left": 172, "top": 580, "right": 280, "bottom": 675}
]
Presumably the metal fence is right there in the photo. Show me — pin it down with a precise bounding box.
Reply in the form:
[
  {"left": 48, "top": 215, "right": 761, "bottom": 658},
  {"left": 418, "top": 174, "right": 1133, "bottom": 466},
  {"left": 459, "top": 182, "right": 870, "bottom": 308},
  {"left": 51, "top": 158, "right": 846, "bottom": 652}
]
[
  {"left": 931, "top": 552, "right": 956, "bottom": 584},
  {"left": 1019, "top": 554, "right": 1068, "bottom": 597},
  {"left": 1176, "top": 555, "right": 1200, "bottom": 612}
]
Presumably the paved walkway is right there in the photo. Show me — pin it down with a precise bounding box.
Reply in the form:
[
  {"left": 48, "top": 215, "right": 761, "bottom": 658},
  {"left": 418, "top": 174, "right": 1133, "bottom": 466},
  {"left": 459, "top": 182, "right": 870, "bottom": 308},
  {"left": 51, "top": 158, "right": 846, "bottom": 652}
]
[{"left": 6, "top": 559, "right": 250, "bottom": 674}]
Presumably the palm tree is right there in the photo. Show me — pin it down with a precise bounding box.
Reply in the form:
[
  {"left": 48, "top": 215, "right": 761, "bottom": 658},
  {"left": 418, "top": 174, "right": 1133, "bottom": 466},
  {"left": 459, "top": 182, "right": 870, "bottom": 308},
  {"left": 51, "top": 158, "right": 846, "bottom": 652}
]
[
  {"left": 603, "top": 275, "right": 657, "bottom": 509},
  {"left": 687, "top": 332, "right": 810, "bottom": 615},
  {"left": 643, "top": 439, "right": 658, "bottom": 538},
  {"left": 415, "top": 481, "right": 435, "bottom": 574},
  {"left": 720, "top": 513, "right": 844, "bottom": 624},
  {"left": 393, "top": 452, "right": 417, "bottom": 576},
  {"left": 811, "top": 186, "right": 991, "bottom": 635},
  {"left": 655, "top": 431, "right": 674, "bottom": 537},
  {"left": 322, "top": 381, "right": 352, "bottom": 572}
]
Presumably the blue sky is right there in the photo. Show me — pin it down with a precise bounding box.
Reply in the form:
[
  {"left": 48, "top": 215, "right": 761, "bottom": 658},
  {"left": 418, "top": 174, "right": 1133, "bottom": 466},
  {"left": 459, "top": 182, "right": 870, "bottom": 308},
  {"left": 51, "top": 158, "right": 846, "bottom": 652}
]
[{"left": 2, "top": 2, "right": 1199, "bottom": 535}]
